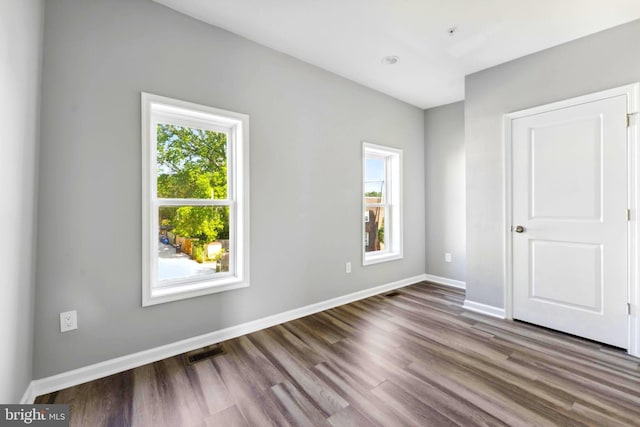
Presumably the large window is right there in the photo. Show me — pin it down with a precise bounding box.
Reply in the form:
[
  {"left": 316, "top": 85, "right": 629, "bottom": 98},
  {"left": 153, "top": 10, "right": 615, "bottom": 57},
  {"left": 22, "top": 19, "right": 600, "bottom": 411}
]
[
  {"left": 363, "top": 142, "right": 402, "bottom": 265},
  {"left": 141, "top": 93, "right": 249, "bottom": 306}
]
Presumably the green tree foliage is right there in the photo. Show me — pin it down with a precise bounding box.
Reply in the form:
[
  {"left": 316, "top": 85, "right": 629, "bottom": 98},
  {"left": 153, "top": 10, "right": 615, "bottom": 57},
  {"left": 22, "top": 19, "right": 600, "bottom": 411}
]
[
  {"left": 157, "top": 124, "right": 229, "bottom": 242},
  {"left": 364, "top": 191, "right": 382, "bottom": 197},
  {"left": 173, "top": 206, "right": 229, "bottom": 242}
]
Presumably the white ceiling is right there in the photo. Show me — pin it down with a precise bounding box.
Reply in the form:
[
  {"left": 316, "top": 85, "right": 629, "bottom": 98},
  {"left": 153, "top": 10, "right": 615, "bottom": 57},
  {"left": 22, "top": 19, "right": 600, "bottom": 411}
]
[{"left": 153, "top": 0, "right": 640, "bottom": 109}]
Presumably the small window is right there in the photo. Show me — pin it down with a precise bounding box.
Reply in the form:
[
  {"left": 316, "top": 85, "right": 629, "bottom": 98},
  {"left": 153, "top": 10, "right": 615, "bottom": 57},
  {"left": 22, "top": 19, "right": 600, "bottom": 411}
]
[
  {"left": 141, "top": 93, "right": 250, "bottom": 306},
  {"left": 363, "top": 142, "right": 402, "bottom": 265}
]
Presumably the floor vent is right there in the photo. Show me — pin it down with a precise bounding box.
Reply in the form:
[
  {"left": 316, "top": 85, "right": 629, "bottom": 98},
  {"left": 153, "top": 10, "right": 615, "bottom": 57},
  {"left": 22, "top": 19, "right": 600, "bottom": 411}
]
[
  {"left": 384, "top": 291, "right": 401, "bottom": 298},
  {"left": 185, "top": 345, "right": 225, "bottom": 364}
]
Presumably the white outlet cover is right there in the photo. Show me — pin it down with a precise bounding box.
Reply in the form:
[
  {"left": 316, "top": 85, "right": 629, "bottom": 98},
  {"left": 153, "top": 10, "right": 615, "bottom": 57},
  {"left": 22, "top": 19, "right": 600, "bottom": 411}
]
[
  {"left": 445, "top": 253, "right": 452, "bottom": 263},
  {"left": 60, "top": 310, "right": 78, "bottom": 332}
]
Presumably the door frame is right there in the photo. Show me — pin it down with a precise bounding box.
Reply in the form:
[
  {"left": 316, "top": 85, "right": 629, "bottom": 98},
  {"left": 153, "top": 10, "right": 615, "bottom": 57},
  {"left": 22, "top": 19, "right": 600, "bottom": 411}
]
[{"left": 503, "top": 83, "right": 640, "bottom": 357}]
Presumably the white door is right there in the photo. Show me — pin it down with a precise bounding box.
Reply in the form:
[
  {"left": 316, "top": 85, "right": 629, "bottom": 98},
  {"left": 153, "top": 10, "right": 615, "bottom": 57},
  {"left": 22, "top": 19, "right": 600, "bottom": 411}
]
[{"left": 512, "top": 95, "right": 629, "bottom": 348}]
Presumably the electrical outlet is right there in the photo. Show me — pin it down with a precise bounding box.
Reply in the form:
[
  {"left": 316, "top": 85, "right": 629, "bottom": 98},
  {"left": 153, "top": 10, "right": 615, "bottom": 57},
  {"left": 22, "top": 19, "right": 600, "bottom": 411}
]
[
  {"left": 345, "top": 261, "right": 352, "bottom": 274},
  {"left": 60, "top": 310, "right": 78, "bottom": 332},
  {"left": 445, "top": 253, "right": 452, "bottom": 263}
]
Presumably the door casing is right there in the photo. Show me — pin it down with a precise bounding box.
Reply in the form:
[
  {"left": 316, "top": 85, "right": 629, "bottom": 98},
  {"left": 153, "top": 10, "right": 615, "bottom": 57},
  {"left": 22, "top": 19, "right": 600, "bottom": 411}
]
[{"left": 503, "top": 83, "right": 640, "bottom": 357}]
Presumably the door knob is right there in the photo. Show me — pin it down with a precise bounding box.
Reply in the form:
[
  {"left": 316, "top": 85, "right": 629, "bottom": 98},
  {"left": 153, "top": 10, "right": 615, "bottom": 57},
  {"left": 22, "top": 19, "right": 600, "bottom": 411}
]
[{"left": 514, "top": 225, "right": 525, "bottom": 233}]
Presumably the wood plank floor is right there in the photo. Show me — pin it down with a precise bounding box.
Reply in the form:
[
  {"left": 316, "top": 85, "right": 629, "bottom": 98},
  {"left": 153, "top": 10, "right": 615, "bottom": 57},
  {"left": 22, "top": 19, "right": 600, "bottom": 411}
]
[{"left": 36, "top": 282, "right": 640, "bottom": 426}]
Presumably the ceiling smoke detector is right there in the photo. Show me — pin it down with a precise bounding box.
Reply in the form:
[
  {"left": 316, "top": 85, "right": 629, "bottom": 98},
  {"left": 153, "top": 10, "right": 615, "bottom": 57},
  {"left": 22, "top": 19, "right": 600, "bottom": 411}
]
[{"left": 381, "top": 55, "right": 399, "bottom": 65}]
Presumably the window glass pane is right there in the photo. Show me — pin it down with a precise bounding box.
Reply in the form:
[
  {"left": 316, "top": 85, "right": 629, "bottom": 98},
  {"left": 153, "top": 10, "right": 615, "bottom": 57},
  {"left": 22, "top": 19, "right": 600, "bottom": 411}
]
[
  {"left": 156, "top": 123, "right": 228, "bottom": 199},
  {"left": 364, "top": 157, "right": 385, "bottom": 202},
  {"left": 157, "top": 205, "right": 230, "bottom": 284},
  {"left": 364, "top": 207, "right": 385, "bottom": 253}
]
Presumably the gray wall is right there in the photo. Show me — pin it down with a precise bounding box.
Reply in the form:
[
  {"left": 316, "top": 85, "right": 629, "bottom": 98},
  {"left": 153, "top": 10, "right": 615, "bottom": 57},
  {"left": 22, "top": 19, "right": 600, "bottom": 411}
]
[
  {"left": 424, "top": 102, "right": 465, "bottom": 282},
  {"left": 34, "top": 0, "right": 425, "bottom": 378},
  {"left": 0, "top": 0, "right": 43, "bottom": 402},
  {"left": 465, "top": 19, "right": 640, "bottom": 308}
]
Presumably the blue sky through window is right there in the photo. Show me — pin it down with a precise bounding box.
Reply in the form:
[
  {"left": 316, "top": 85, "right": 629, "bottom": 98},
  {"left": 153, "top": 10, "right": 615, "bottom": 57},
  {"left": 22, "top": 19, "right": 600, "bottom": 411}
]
[{"left": 365, "top": 158, "right": 384, "bottom": 194}]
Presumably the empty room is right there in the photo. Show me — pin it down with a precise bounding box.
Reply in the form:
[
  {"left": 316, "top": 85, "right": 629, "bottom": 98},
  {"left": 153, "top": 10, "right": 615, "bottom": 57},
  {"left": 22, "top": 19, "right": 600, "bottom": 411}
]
[{"left": 3, "top": 0, "right": 640, "bottom": 425}]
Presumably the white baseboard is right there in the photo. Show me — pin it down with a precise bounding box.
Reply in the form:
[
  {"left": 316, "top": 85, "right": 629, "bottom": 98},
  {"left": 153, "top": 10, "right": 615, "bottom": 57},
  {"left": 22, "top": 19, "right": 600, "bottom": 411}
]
[
  {"left": 462, "top": 299, "right": 506, "bottom": 319},
  {"left": 20, "top": 381, "right": 35, "bottom": 404},
  {"left": 26, "top": 274, "right": 425, "bottom": 401},
  {"left": 423, "top": 274, "right": 466, "bottom": 289}
]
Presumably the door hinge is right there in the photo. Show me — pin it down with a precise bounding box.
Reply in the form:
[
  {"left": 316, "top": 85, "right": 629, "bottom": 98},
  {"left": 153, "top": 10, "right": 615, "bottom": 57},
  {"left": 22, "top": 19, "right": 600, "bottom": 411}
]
[
  {"left": 627, "top": 114, "right": 630, "bottom": 127},
  {"left": 628, "top": 303, "right": 632, "bottom": 315},
  {"left": 628, "top": 208, "right": 631, "bottom": 221}
]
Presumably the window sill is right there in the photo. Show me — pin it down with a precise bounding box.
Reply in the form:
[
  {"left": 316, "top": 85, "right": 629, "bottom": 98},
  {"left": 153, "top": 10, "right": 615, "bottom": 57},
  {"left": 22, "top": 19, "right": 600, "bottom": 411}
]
[
  {"left": 363, "top": 252, "right": 403, "bottom": 266},
  {"left": 143, "top": 278, "right": 249, "bottom": 306}
]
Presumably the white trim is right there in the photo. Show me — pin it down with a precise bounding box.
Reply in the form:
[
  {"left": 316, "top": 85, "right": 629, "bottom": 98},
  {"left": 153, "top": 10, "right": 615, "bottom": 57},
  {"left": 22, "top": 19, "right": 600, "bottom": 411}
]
[
  {"left": 362, "top": 142, "right": 403, "bottom": 266},
  {"left": 463, "top": 300, "right": 506, "bottom": 319},
  {"left": 20, "top": 381, "right": 36, "bottom": 404},
  {"left": 503, "top": 112, "right": 514, "bottom": 320},
  {"left": 141, "top": 92, "right": 250, "bottom": 306},
  {"left": 629, "top": 102, "right": 640, "bottom": 357},
  {"left": 505, "top": 84, "right": 640, "bottom": 119},
  {"left": 363, "top": 253, "right": 403, "bottom": 266},
  {"left": 28, "top": 275, "right": 424, "bottom": 398},
  {"left": 423, "top": 274, "right": 466, "bottom": 289},
  {"left": 503, "top": 83, "right": 640, "bottom": 357}
]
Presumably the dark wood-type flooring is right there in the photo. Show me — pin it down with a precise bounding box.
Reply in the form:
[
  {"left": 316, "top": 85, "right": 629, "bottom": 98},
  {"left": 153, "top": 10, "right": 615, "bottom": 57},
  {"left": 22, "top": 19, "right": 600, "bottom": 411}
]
[{"left": 36, "top": 282, "right": 640, "bottom": 426}]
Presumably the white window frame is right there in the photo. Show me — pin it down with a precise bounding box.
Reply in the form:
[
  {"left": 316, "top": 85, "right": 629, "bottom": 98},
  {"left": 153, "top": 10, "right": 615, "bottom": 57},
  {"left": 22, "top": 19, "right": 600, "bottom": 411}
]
[
  {"left": 141, "top": 92, "right": 250, "bottom": 306},
  {"left": 362, "top": 142, "right": 403, "bottom": 265}
]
